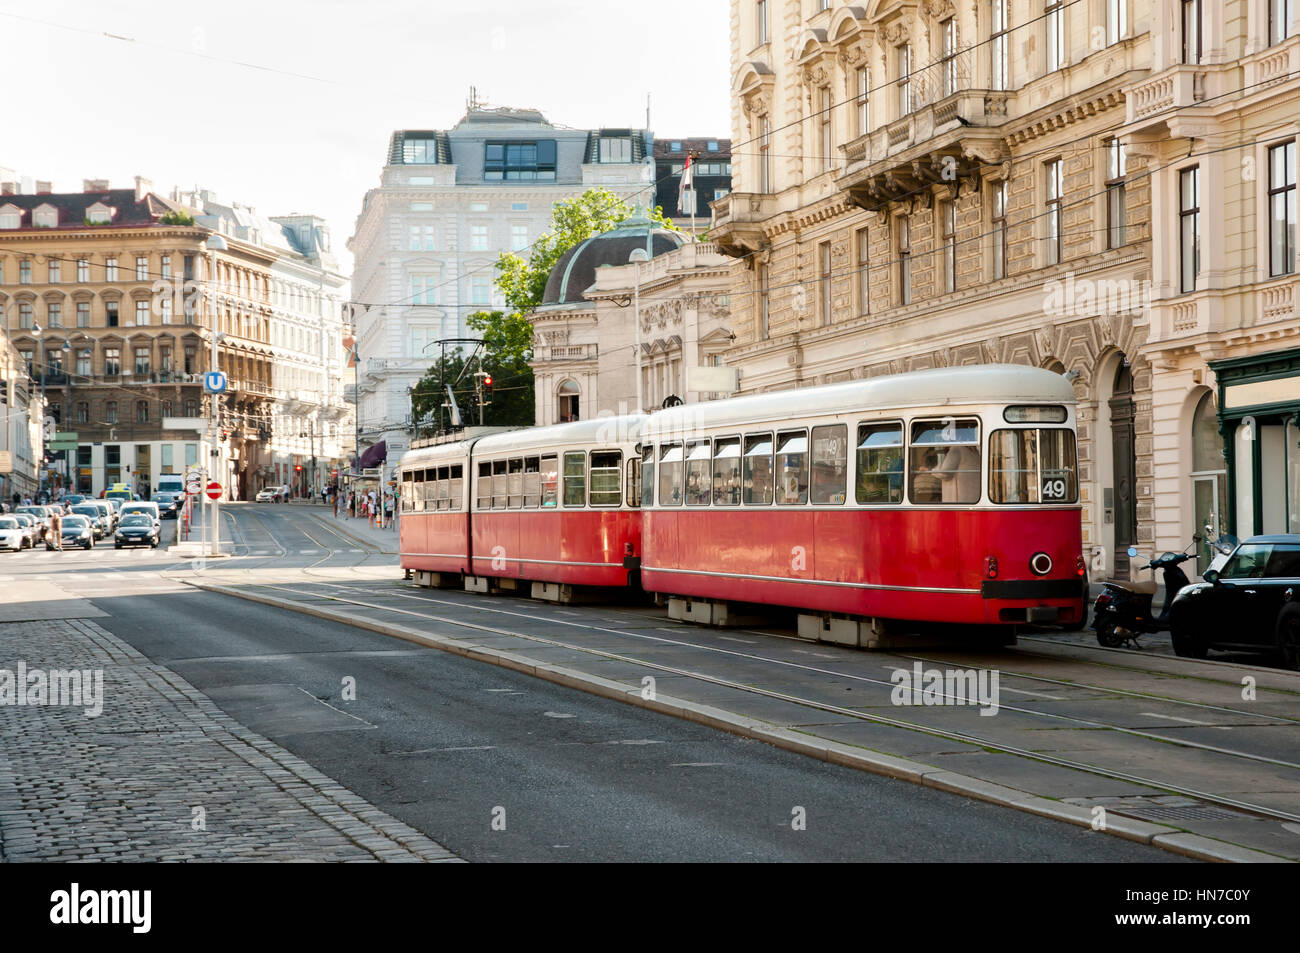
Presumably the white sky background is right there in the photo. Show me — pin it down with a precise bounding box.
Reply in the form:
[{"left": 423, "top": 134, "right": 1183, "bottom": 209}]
[{"left": 0, "top": 0, "right": 731, "bottom": 276}]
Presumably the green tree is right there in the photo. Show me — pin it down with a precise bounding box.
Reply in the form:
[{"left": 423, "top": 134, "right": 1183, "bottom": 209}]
[
  {"left": 495, "top": 188, "right": 678, "bottom": 314},
  {"left": 409, "top": 311, "right": 535, "bottom": 431}
]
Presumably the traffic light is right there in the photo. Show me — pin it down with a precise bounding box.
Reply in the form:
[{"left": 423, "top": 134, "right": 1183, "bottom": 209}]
[
  {"left": 481, "top": 373, "right": 493, "bottom": 406},
  {"left": 294, "top": 465, "right": 303, "bottom": 473}
]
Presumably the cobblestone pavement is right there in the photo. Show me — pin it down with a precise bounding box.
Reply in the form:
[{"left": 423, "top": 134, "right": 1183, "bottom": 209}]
[{"left": 0, "top": 618, "right": 460, "bottom": 862}]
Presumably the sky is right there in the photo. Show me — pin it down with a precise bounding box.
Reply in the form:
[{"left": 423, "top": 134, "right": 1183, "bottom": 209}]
[{"left": 0, "top": 0, "right": 731, "bottom": 275}]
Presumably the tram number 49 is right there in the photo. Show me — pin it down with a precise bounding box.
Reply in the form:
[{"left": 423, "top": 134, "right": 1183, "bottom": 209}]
[{"left": 1041, "top": 478, "right": 1069, "bottom": 499}]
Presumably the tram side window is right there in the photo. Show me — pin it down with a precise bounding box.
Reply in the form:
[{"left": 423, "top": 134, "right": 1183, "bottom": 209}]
[
  {"left": 743, "top": 433, "right": 775, "bottom": 505},
  {"left": 402, "top": 471, "right": 415, "bottom": 513},
  {"left": 492, "top": 459, "right": 509, "bottom": 509},
  {"left": 856, "top": 422, "right": 904, "bottom": 504},
  {"left": 658, "top": 444, "right": 684, "bottom": 506},
  {"left": 541, "top": 455, "right": 559, "bottom": 507},
  {"left": 811, "top": 425, "right": 848, "bottom": 504},
  {"left": 910, "top": 417, "right": 981, "bottom": 504},
  {"left": 523, "top": 457, "right": 541, "bottom": 508},
  {"left": 640, "top": 447, "right": 655, "bottom": 507},
  {"left": 476, "top": 461, "right": 492, "bottom": 509},
  {"left": 449, "top": 464, "right": 463, "bottom": 510},
  {"left": 626, "top": 458, "right": 641, "bottom": 508},
  {"left": 589, "top": 451, "right": 622, "bottom": 506},
  {"left": 508, "top": 457, "right": 524, "bottom": 508},
  {"left": 713, "top": 437, "right": 741, "bottom": 505},
  {"left": 563, "top": 451, "right": 586, "bottom": 506},
  {"left": 988, "top": 429, "right": 1078, "bottom": 504},
  {"left": 685, "top": 441, "right": 711, "bottom": 505},
  {"left": 436, "top": 466, "right": 450, "bottom": 510},
  {"left": 775, "top": 430, "right": 809, "bottom": 504}
]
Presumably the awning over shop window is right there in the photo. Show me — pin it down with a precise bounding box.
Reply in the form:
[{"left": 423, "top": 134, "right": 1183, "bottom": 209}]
[{"left": 356, "top": 441, "right": 387, "bottom": 471}]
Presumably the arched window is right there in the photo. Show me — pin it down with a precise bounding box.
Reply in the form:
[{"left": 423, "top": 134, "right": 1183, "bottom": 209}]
[
  {"left": 557, "top": 379, "right": 580, "bottom": 423},
  {"left": 1190, "top": 390, "right": 1228, "bottom": 571}
]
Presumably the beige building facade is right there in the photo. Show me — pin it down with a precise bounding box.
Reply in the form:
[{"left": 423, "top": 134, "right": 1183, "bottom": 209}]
[{"left": 714, "top": 0, "right": 1161, "bottom": 576}]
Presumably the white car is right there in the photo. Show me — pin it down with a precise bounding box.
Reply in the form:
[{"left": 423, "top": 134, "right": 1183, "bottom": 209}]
[
  {"left": 255, "top": 488, "right": 279, "bottom": 503},
  {"left": 0, "top": 516, "right": 27, "bottom": 551},
  {"left": 118, "top": 502, "right": 162, "bottom": 531}
]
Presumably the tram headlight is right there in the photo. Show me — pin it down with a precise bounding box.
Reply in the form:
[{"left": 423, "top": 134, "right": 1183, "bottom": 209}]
[{"left": 1030, "top": 552, "right": 1053, "bottom": 576}]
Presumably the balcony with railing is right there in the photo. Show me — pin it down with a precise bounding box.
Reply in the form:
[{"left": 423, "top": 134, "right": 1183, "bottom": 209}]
[
  {"left": 534, "top": 342, "right": 598, "bottom": 364},
  {"left": 709, "top": 192, "right": 773, "bottom": 258},
  {"left": 838, "top": 50, "right": 1008, "bottom": 207}
]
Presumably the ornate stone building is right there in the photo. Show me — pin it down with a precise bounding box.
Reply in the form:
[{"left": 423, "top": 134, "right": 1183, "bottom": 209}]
[{"left": 713, "top": 0, "right": 1157, "bottom": 576}]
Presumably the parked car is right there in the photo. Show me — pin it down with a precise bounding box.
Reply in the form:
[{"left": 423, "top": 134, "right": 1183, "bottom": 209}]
[
  {"left": 1169, "top": 534, "right": 1300, "bottom": 667},
  {"left": 0, "top": 516, "right": 27, "bottom": 551},
  {"left": 70, "top": 504, "right": 109, "bottom": 539},
  {"left": 10, "top": 513, "right": 40, "bottom": 548},
  {"left": 153, "top": 491, "right": 183, "bottom": 519},
  {"left": 114, "top": 514, "right": 159, "bottom": 549},
  {"left": 50, "top": 515, "right": 95, "bottom": 550}
]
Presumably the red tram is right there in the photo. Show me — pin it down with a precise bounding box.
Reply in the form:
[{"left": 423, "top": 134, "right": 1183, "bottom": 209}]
[
  {"left": 397, "top": 364, "right": 1085, "bottom": 634},
  {"left": 398, "top": 416, "right": 646, "bottom": 597},
  {"left": 639, "top": 365, "right": 1086, "bottom": 628}
]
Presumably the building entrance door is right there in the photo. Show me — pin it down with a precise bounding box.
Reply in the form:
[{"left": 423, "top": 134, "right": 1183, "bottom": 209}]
[
  {"left": 1110, "top": 360, "right": 1138, "bottom": 578},
  {"left": 1192, "top": 474, "right": 1226, "bottom": 574}
]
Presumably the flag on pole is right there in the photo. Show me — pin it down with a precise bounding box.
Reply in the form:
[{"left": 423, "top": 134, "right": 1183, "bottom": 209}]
[{"left": 677, "top": 154, "right": 695, "bottom": 215}]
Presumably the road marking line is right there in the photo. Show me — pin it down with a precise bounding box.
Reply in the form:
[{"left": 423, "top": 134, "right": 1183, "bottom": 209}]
[
  {"left": 543, "top": 711, "right": 575, "bottom": 718},
  {"left": 670, "top": 762, "right": 725, "bottom": 767},
  {"left": 715, "top": 635, "right": 759, "bottom": 644},
  {"left": 1140, "top": 711, "right": 1232, "bottom": 729}
]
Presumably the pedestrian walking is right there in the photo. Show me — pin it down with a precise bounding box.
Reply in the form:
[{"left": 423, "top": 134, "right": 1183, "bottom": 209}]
[{"left": 48, "top": 508, "right": 63, "bottom": 551}]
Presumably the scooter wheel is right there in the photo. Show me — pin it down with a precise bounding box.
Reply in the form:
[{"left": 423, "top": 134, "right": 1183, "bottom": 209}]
[{"left": 1096, "top": 621, "right": 1126, "bottom": 648}]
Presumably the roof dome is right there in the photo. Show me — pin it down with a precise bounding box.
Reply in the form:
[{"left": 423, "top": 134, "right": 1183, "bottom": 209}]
[{"left": 540, "top": 213, "right": 684, "bottom": 307}]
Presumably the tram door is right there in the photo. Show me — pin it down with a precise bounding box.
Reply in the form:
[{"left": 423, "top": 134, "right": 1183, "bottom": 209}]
[{"left": 1110, "top": 361, "right": 1137, "bottom": 578}]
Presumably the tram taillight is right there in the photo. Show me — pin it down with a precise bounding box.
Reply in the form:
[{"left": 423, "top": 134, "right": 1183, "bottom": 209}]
[{"left": 985, "top": 556, "right": 998, "bottom": 579}]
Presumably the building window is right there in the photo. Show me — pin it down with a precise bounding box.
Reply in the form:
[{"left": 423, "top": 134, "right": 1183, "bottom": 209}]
[
  {"left": 106, "top": 300, "right": 118, "bottom": 327},
  {"left": 756, "top": 0, "right": 768, "bottom": 44},
  {"left": 76, "top": 349, "right": 90, "bottom": 377},
  {"left": 1273, "top": 0, "right": 1295, "bottom": 43},
  {"left": 48, "top": 260, "right": 60, "bottom": 283},
  {"left": 599, "top": 137, "right": 633, "bottom": 162},
  {"left": 819, "top": 241, "right": 832, "bottom": 325},
  {"left": 941, "top": 200, "right": 957, "bottom": 293},
  {"left": 1046, "top": 0, "right": 1064, "bottom": 71},
  {"left": 1106, "top": 139, "right": 1128, "bottom": 249},
  {"left": 483, "top": 140, "right": 557, "bottom": 181},
  {"left": 557, "top": 379, "right": 580, "bottom": 423},
  {"left": 990, "top": 0, "right": 1009, "bottom": 90},
  {"left": 1181, "top": 0, "right": 1201, "bottom": 63},
  {"left": 856, "top": 226, "right": 870, "bottom": 315},
  {"left": 18, "top": 302, "right": 31, "bottom": 328},
  {"left": 940, "top": 18, "right": 958, "bottom": 97},
  {"left": 134, "top": 347, "right": 150, "bottom": 376},
  {"left": 1045, "top": 158, "right": 1063, "bottom": 266},
  {"left": 184, "top": 399, "right": 197, "bottom": 417},
  {"left": 161, "top": 255, "right": 171, "bottom": 279},
  {"left": 1180, "top": 165, "right": 1201, "bottom": 293},
  {"left": 470, "top": 224, "right": 488, "bottom": 251},
  {"left": 1269, "top": 140, "right": 1296, "bottom": 277},
  {"left": 47, "top": 302, "right": 62, "bottom": 327},
  {"left": 511, "top": 224, "right": 528, "bottom": 251},
  {"left": 159, "top": 346, "right": 172, "bottom": 372},
  {"left": 76, "top": 402, "right": 89, "bottom": 424},
  {"left": 856, "top": 67, "right": 870, "bottom": 136},
  {"left": 19, "top": 260, "right": 30, "bottom": 283},
  {"left": 77, "top": 259, "right": 89, "bottom": 283},
  {"left": 759, "top": 117, "right": 772, "bottom": 193},
  {"left": 0, "top": 210, "right": 17, "bottom": 229},
  {"left": 161, "top": 400, "right": 171, "bottom": 419},
  {"left": 897, "top": 44, "right": 912, "bottom": 117},
  {"left": 402, "top": 137, "right": 439, "bottom": 164},
  {"left": 76, "top": 301, "right": 90, "bottom": 327},
  {"left": 183, "top": 255, "right": 194, "bottom": 280},
  {"left": 410, "top": 275, "right": 437, "bottom": 305},
  {"left": 136, "top": 400, "right": 149, "bottom": 424},
  {"left": 992, "top": 180, "right": 1008, "bottom": 279},
  {"left": 135, "top": 300, "right": 149, "bottom": 326},
  {"left": 135, "top": 256, "right": 148, "bottom": 281},
  {"left": 184, "top": 347, "right": 195, "bottom": 374},
  {"left": 757, "top": 261, "right": 770, "bottom": 338},
  {"left": 818, "top": 88, "right": 833, "bottom": 172},
  {"left": 1107, "top": 0, "right": 1127, "bottom": 44},
  {"left": 105, "top": 347, "right": 120, "bottom": 376},
  {"left": 20, "top": 350, "right": 32, "bottom": 376},
  {"left": 161, "top": 297, "right": 173, "bottom": 324},
  {"left": 897, "top": 216, "right": 912, "bottom": 305},
  {"left": 105, "top": 258, "right": 118, "bottom": 282},
  {"left": 471, "top": 276, "right": 491, "bottom": 306}
]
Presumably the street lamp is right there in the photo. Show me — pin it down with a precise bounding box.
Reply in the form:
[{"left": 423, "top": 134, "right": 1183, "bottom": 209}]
[{"left": 205, "top": 233, "right": 228, "bottom": 557}]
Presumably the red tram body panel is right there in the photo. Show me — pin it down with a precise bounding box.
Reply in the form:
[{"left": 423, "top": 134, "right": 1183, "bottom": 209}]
[{"left": 469, "top": 510, "right": 640, "bottom": 586}]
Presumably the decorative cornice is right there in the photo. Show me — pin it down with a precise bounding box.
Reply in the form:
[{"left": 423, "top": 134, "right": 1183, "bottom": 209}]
[{"left": 1002, "top": 89, "right": 1127, "bottom": 147}]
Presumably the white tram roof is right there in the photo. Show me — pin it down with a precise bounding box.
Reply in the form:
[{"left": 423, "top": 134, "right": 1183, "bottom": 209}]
[
  {"left": 399, "top": 414, "right": 648, "bottom": 469},
  {"left": 644, "top": 364, "right": 1076, "bottom": 439}
]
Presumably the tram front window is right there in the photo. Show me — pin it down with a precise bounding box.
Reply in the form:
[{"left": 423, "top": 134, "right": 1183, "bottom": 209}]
[{"left": 988, "top": 428, "right": 1078, "bottom": 504}]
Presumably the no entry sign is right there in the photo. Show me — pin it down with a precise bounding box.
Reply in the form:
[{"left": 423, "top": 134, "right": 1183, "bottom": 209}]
[{"left": 206, "top": 481, "right": 223, "bottom": 501}]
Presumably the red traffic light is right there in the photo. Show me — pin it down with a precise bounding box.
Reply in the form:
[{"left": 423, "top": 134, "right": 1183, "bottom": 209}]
[
  {"left": 294, "top": 465, "right": 303, "bottom": 472},
  {"left": 483, "top": 375, "right": 492, "bottom": 387}
]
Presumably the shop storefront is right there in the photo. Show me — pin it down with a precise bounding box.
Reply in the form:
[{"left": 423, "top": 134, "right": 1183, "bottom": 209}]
[{"left": 1211, "top": 347, "right": 1300, "bottom": 538}]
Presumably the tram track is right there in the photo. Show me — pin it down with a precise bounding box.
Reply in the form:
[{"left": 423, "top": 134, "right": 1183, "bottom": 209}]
[{"left": 223, "top": 578, "right": 1300, "bottom": 827}]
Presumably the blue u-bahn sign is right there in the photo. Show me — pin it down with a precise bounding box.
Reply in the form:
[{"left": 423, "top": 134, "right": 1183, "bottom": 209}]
[{"left": 204, "top": 371, "right": 228, "bottom": 394}]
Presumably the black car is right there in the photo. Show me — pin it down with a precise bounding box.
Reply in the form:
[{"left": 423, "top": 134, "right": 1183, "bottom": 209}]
[
  {"left": 1169, "top": 535, "right": 1300, "bottom": 667},
  {"left": 50, "top": 515, "right": 95, "bottom": 550},
  {"left": 114, "top": 514, "right": 159, "bottom": 549},
  {"left": 70, "top": 504, "right": 109, "bottom": 539},
  {"left": 153, "top": 492, "right": 183, "bottom": 519}
]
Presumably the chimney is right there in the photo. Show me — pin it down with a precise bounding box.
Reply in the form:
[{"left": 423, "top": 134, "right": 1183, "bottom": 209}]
[
  {"left": 134, "top": 176, "right": 153, "bottom": 202},
  {"left": 35, "top": 180, "right": 52, "bottom": 194},
  {"left": 0, "top": 182, "right": 15, "bottom": 196},
  {"left": 82, "top": 178, "right": 109, "bottom": 192}
]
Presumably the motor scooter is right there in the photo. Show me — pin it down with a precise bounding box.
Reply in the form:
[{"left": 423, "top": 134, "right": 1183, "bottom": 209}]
[{"left": 1092, "top": 539, "right": 1199, "bottom": 648}]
